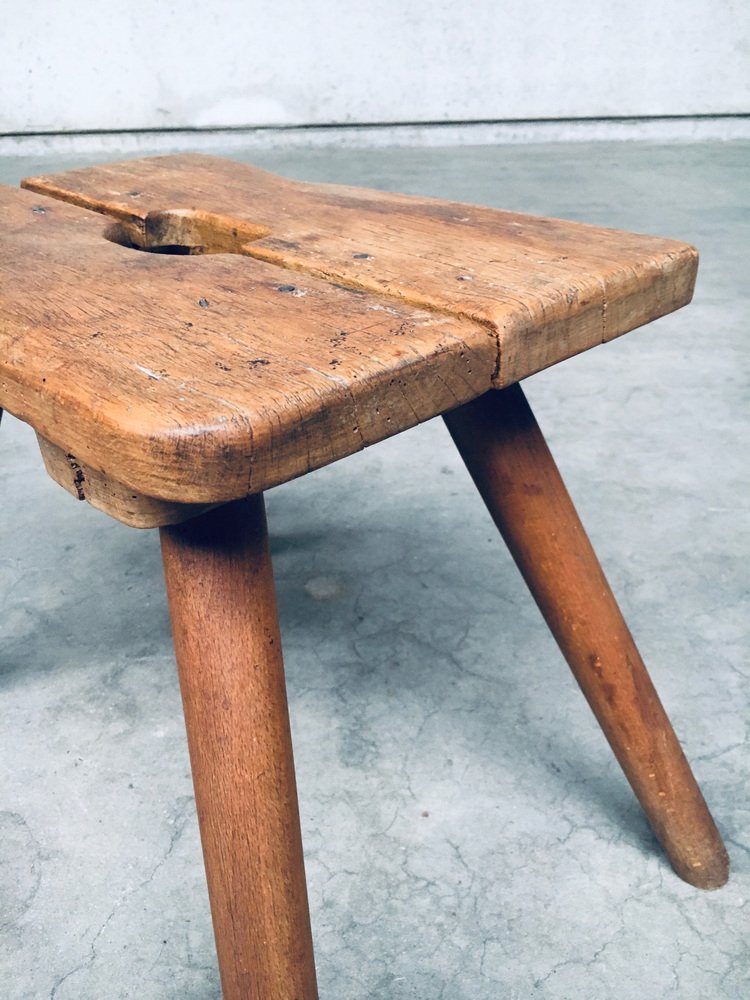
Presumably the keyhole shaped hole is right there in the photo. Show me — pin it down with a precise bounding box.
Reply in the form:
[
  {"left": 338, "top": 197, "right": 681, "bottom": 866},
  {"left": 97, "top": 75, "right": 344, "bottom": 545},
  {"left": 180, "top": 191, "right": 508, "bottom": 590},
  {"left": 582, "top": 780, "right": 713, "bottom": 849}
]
[{"left": 104, "top": 209, "right": 271, "bottom": 256}]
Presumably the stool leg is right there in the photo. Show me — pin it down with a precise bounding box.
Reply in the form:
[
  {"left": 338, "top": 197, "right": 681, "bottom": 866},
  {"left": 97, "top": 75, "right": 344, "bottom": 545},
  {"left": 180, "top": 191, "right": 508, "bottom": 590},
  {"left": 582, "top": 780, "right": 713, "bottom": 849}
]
[
  {"left": 160, "top": 495, "right": 318, "bottom": 999},
  {"left": 443, "top": 385, "right": 728, "bottom": 889}
]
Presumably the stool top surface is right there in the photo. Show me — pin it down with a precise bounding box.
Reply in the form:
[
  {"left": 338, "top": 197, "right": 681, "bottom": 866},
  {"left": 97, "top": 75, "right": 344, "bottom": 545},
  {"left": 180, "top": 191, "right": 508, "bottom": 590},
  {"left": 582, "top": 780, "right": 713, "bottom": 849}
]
[{"left": 1, "top": 154, "right": 696, "bottom": 513}]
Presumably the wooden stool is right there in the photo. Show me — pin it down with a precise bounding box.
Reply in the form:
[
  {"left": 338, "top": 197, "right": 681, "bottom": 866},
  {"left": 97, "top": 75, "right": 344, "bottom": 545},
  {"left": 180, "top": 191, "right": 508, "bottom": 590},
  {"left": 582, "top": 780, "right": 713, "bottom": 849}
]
[{"left": 0, "top": 155, "right": 728, "bottom": 998}]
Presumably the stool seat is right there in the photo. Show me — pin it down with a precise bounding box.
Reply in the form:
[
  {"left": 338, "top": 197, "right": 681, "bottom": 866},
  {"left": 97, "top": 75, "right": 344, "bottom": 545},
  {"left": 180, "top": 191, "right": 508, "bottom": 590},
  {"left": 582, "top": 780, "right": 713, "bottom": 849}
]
[{"left": 1, "top": 154, "right": 696, "bottom": 524}]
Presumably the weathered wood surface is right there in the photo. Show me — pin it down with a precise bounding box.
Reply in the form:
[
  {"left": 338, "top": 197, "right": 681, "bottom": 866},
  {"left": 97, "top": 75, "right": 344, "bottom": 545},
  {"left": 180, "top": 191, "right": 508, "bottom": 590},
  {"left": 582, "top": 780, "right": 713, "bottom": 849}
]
[
  {"left": 37, "top": 434, "right": 216, "bottom": 527},
  {"left": 0, "top": 179, "right": 493, "bottom": 521},
  {"left": 445, "top": 385, "right": 729, "bottom": 890},
  {"left": 0, "top": 154, "right": 697, "bottom": 523},
  {"left": 22, "top": 154, "right": 699, "bottom": 378},
  {"left": 161, "top": 495, "right": 318, "bottom": 999}
]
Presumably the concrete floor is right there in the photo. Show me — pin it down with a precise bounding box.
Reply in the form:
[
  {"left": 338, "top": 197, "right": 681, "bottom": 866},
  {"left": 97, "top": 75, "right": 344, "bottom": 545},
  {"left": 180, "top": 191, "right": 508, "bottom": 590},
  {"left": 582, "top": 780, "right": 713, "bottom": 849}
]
[{"left": 0, "top": 141, "right": 748, "bottom": 999}]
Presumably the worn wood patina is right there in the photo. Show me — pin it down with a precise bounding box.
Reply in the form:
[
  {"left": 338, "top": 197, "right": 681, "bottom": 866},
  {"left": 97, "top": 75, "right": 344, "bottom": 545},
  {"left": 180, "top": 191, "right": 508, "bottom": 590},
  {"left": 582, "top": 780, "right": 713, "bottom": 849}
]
[{"left": 2, "top": 154, "right": 697, "bottom": 524}]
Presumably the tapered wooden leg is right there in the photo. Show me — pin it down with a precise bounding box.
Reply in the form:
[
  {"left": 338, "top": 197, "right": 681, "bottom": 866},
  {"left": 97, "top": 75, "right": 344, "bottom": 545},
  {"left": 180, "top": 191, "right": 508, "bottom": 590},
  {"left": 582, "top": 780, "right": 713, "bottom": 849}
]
[
  {"left": 444, "top": 384, "right": 729, "bottom": 889},
  {"left": 160, "top": 495, "right": 318, "bottom": 999}
]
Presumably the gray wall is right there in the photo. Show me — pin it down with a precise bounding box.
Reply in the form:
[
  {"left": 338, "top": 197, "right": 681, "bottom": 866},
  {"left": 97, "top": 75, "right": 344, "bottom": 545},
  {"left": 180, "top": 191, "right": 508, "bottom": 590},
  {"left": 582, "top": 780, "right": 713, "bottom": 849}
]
[{"left": 2, "top": 0, "right": 748, "bottom": 134}]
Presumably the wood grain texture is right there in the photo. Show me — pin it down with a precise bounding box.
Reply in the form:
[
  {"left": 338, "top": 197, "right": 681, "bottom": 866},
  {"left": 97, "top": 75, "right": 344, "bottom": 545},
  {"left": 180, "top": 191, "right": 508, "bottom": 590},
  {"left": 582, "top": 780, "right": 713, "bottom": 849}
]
[
  {"left": 22, "top": 155, "right": 699, "bottom": 390},
  {"left": 0, "top": 153, "right": 697, "bottom": 523},
  {"left": 444, "top": 385, "right": 729, "bottom": 890},
  {"left": 160, "top": 495, "right": 318, "bottom": 1000},
  {"left": 0, "top": 179, "right": 493, "bottom": 516},
  {"left": 37, "top": 435, "right": 216, "bottom": 526}
]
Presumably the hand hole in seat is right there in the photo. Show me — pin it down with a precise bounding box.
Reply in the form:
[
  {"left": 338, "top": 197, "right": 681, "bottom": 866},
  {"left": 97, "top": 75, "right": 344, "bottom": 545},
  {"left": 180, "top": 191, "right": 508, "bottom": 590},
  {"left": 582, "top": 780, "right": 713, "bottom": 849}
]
[{"left": 104, "top": 209, "right": 271, "bottom": 256}]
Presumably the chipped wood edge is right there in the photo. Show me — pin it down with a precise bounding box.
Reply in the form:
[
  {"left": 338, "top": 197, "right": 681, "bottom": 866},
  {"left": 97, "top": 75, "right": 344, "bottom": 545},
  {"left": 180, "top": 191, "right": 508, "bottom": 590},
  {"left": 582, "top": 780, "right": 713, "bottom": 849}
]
[{"left": 37, "top": 434, "right": 216, "bottom": 528}]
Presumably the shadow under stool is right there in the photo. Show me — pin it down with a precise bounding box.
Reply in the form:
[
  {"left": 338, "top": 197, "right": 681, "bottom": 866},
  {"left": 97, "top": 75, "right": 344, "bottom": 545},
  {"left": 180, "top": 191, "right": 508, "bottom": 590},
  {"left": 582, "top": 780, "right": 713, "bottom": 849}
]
[{"left": 0, "top": 154, "right": 729, "bottom": 999}]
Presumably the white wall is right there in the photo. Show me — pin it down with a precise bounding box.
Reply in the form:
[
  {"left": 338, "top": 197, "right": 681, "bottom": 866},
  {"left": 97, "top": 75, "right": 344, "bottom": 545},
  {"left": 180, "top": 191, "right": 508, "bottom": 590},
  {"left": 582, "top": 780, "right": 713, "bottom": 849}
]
[{"left": 2, "top": 0, "right": 748, "bottom": 134}]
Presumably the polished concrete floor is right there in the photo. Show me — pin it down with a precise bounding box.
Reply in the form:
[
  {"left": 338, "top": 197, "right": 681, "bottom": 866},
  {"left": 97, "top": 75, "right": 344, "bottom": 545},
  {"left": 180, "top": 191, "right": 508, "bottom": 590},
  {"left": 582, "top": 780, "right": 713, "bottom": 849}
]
[{"left": 1, "top": 141, "right": 748, "bottom": 999}]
